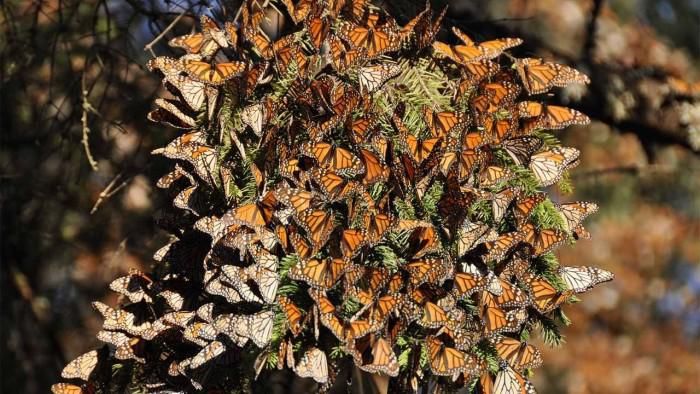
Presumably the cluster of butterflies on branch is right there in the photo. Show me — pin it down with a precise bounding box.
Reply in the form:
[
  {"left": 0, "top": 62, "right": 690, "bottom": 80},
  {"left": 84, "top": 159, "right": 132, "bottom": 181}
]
[{"left": 53, "top": 0, "right": 614, "bottom": 393}]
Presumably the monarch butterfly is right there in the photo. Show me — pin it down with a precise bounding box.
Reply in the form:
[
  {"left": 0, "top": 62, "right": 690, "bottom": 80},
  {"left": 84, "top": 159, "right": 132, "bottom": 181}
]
[
  {"left": 557, "top": 201, "right": 598, "bottom": 233},
  {"left": 393, "top": 104, "right": 442, "bottom": 165},
  {"left": 407, "top": 225, "right": 442, "bottom": 259},
  {"left": 92, "top": 301, "right": 151, "bottom": 337},
  {"left": 426, "top": 336, "right": 481, "bottom": 376},
  {"left": 480, "top": 114, "right": 519, "bottom": 145},
  {"left": 399, "top": 2, "right": 446, "bottom": 50},
  {"left": 340, "top": 228, "right": 367, "bottom": 259},
  {"left": 338, "top": 10, "right": 401, "bottom": 58},
  {"left": 273, "top": 34, "right": 311, "bottom": 75},
  {"left": 483, "top": 231, "right": 523, "bottom": 262},
  {"left": 358, "top": 148, "right": 390, "bottom": 185},
  {"left": 345, "top": 266, "right": 390, "bottom": 303},
  {"left": 296, "top": 209, "right": 335, "bottom": 252},
  {"left": 456, "top": 60, "right": 500, "bottom": 97},
  {"left": 526, "top": 276, "right": 571, "bottom": 313},
  {"left": 289, "top": 232, "right": 313, "bottom": 260},
  {"left": 185, "top": 320, "right": 219, "bottom": 347},
  {"left": 558, "top": 266, "right": 614, "bottom": 293},
  {"left": 97, "top": 330, "right": 144, "bottom": 363},
  {"left": 528, "top": 147, "right": 580, "bottom": 187},
  {"left": 519, "top": 101, "right": 590, "bottom": 133},
  {"left": 148, "top": 98, "right": 197, "bottom": 129},
  {"left": 279, "top": 295, "right": 305, "bottom": 336},
  {"left": 309, "top": 288, "right": 375, "bottom": 341},
  {"left": 456, "top": 221, "right": 494, "bottom": 256},
  {"left": 289, "top": 257, "right": 349, "bottom": 289},
  {"left": 491, "top": 335, "right": 543, "bottom": 371},
  {"left": 423, "top": 106, "right": 465, "bottom": 138},
  {"left": 109, "top": 269, "right": 153, "bottom": 304},
  {"left": 240, "top": 101, "right": 271, "bottom": 136},
  {"left": 418, "top": 301, "right": 452, "bottom": 329},
  {"left": 294, "top": 347, "right": 329, "bottom": 383},
  {"left": 328, "top": 34, "right": 368, "bottom": 73},
  {"left": 433, "top": 27, "right": 522, "bottom": 65},
  {"left": 219, "top": 310, "right": 274, "bottom": 348},
  {"left": 181, "top": 58, "right": 246, "bottom": 85},
  {"left": 484, "top": 363, "right": 537, "bottom": 394},
  {"left": 210, "top": 314, "right": 248, "bottom": 346},
  {"left": 61, "top": 350, "right": 99, "bottom": 381},
  {"left": 275, "top": 186, "right": 316, "bottom": 214},
  {"left": 329, "top": 0, "right": 368, "bottom": 19},
  {"left": 480, "top": 294, "right": 528, "bottom": 335},
  {"left": 479, "top": 166, "right": 515, "bottom": 188},
  {"left": 161, "top": 311, "right": 196, "bottom": 329},
  {"left": 405, "top": 258, "right": 451, "bottom": 287},
  {"left": 365, "top": 294, "right": 400, "bottom": 327},
  {"left": 189, "top": 340, "right": 227, "bottom": 369},
  {"left": 173, "top": 182, "right": 202, "bottom": 215},
  {"left": 148, "top": 61, "right": 214, "bottom": 110},
  {"left": 51, "top": 383, "right": 95, "bottom": 394},
  {"left": 245, "top": 264, "right": 279, "bottom": 304},
  {"left": 169, "top": 15, "right": 234, "bottom": 57},
  {"left": 156, "top": 164, "right": 189, "bottom": 189},
  {"left": 472, "top": 80, "right": 521, "bottom": 116},
  {"left": 308, "top": 168, "right": 357, "bottom": 201},
  {"left": 512, "top": 193, "right": 546, "bottom": 226},
  {"left": 205, "top": 275, "right": 244, "bottom": 304},
  {"left": 452, "top": 270, "right": 486, "bottom": 300},
  {"left": 306, "top": 10, "right": 331, "bottom": 50},
  {"left": 403, "top": 133, "right": 441, "bottom": 166},
  {"left": 220, "top": 266, "right": 264, "bottom": 304},
  {"left": 358, "top": 62, "right": 401, "bottom": 93},
  {"left": 516, "top": 57, "right": 590, "bottom": 95},
  {"left": 362, "top": 210, "right": 393, "bottom": 245},
  {"left": 277, "top": 338, "right": 296, "bottom": 371},
  {"left": 301, "top": 141, "right": 365, "bottom": 177},
  {"left": 310, "top": 88, "right": 362, "bottom": 142},
  {"left": 521, "top": 223, "right": 568, "bottom": 256},
  {"left": 347, "top": 335, "right": 400, "bottom": 377},
  {"left": 281, "top": 0, "right": 313, "bottom": 24},
  {"left": 239, "top": 60, "right": 271, "bottom": 98},
  {"left": 491, "top": 187, "right": 519, "bottom": 223},
  {"left": 221, "top": 192, "right": 277, "bottom": 229},
  {"left": 451, "top": 132, "right": 487, "bottom": 180},
  {"left": 501, "top": 136, "right": 543, "bottom": 166},
  {"left": 195, "top": 303, "right": 215, "bottom": 323},
  {"left": 151, "top": 133, "right": 218, "bottom": 183}
]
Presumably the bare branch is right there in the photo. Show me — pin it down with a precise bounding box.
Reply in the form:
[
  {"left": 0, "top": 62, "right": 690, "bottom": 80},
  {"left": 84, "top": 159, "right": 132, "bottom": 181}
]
[
  {"left": 81, "top": 73, "right": 99, "bottom": 171},
  {"left": 90, "top": 172, "right": 130, "bottom": 214}
]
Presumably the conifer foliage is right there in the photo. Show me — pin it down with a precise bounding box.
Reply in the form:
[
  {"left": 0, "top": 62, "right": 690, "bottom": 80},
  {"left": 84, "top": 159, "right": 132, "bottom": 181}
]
[{"left": 53, "top": 1, "right": 613, "bottom": 392}]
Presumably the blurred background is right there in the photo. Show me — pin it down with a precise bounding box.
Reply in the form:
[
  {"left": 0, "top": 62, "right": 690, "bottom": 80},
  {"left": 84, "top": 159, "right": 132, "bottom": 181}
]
[{"left": 1, "top": 0, "right": 699, "bottom": 393}]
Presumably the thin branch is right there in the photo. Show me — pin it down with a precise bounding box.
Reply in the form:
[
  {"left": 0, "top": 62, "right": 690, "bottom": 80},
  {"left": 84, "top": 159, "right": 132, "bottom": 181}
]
[
  {"left": 144, "top": 9, "right": 188, "bottom": 57},
  {"left": 81, "top": 72, "right": 99, "bottom": 171},
  {"left": 90, "top": 172, "right": 130, "bottom": 214}
]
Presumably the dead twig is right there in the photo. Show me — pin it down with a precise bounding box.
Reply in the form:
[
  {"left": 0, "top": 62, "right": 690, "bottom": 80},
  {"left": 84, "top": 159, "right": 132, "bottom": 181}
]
[
  {"left": 144, "top": 9, "right": 188, "bottom": 57},
  {"left": 81, "top": 73, "right": 100, "bottom": 171},
  {"left": 90, "top": 172, "right": 130, "bottom": 214}
]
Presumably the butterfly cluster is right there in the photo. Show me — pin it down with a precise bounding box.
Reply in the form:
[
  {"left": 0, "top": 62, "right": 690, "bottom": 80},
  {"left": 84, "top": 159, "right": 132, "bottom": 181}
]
[{"left": 53, "top": 1, "right": 613, "bottom": 393}]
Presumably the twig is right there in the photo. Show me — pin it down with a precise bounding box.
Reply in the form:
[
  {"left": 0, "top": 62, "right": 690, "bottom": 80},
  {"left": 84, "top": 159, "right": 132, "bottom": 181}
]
[
  {"left": 81, "top": 73, "right": 99, "bottom": 171},
  {"left": 90, "top": 172, "right": 130, "bottom": 214},
  {"left": 144, "top": 9, "right": 188, "bottom": 57}
]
